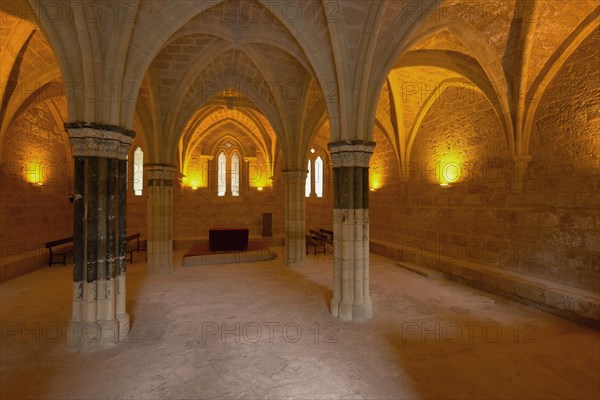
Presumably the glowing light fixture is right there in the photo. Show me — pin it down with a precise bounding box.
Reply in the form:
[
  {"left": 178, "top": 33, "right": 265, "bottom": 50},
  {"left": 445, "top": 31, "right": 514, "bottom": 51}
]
[
  {"left": 26, "top": 162, "right": 43, "bottom": 186},
  {"left": 257, "top": 187, "right": 264, "bottom": 191},
  {"left": 310, "top": 148, "right": 315, "bottom": 154},
  {"left": 188, "top": 177, "right": 201, "bottom": 190},
  {"left": 437, "top": 152, "right": 463, "bottom": 186},
  {"left": 369, "top": 169, "right": 383, "bottom": 192}
]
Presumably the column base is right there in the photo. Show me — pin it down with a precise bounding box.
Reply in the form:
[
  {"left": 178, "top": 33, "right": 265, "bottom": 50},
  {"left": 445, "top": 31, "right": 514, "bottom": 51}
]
[
  {"left": 147, "top": 240, "right": 174, "bottom": 274},
  {"left": 67, "top": 319, "right": 121, "bottom": 352},
  {"left": 330, "top": 298, "right": 340, "bottom": 318},
  {"left": 67, "top": 320, "right": 81, "bottom": 352},
  {"left": 338, "top": 301, "right": 353, "bottom": 321},
  {"left": 285, "top": 258, "right": 305, "bottom": 268},
  {"left": 117, "top": 312, "right": 130, "bottom": 341},
  {"left": 98, "top": 319, "right": 120, "bottom": 346},
  {"left": 330, "top": 299, "right": 373, "bottom": 321},
  {"left": 352, "top": 299, "right": 373, "bottom": 321},
  {"left": 285, "top": 240, "right": 305, "bottom": 268},
  {"left": 148, "top": 263, "right": 174, "bottom": 274}
]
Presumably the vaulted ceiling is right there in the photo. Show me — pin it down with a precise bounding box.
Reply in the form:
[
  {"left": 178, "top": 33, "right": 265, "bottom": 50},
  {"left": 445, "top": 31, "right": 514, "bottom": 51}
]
[{"left": 1, "top": 0, "right": 598, "bottom": 170}]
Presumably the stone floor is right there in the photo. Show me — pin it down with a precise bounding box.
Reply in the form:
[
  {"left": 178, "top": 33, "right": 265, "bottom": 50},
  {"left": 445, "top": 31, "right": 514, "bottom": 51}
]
[{"left": 1, "top": 248, "right": 599, "bottom": 399}]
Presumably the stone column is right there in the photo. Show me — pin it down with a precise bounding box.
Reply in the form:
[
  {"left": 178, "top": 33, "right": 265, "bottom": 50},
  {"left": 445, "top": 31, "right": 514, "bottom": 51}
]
[
  {"left": 282, "top": 168, "right": 307, "bottom": 268},
  {"left": 66, "top": 123, "right": 134, "bottom": 351},
  {"left": 146, "top": 165, "right": 176, "bottom": 273},
  {"left": 328, "top": 141, "right": 375, "bottom": 321}
]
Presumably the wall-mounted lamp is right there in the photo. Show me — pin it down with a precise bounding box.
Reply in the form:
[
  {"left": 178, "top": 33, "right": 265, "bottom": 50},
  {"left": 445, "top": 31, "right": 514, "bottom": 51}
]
[
  {"left": 26, "top": 162, "right": 43, "bottom": 186},
  {"left": 257, "top": 187, "right": 264, "bottom": 192},
  {"left": 28, "top": 177, "right": 43, "bottom": 186},
  {"left": 440, "top": 183, "right": 451, "bottom": 188},
  {"left": 191, "top": 186, "right": 198, "bottom": 190},
  {"left": 370, "top": 182, "right": 381, "bottom": 192}
]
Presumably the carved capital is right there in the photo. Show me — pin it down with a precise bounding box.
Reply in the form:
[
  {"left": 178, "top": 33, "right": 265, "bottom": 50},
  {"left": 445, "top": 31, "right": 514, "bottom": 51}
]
[
  {"left": 328, "top": 141, "right": 375, "bottom": 168},
  {"left": 282, "top": 169, "right": 308, "bottom": 184},
  {"left": 66, "top": 124, "right": 134, "bottom": 160},
  {"left": 146, "top": 164, "right": 177, "bottom": 186}
]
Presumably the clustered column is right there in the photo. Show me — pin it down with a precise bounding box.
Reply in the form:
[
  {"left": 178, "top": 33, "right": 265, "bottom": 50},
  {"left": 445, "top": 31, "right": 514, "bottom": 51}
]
[
  {"left": 328, "top": 141, "right": 375, "bottom": 321},
  {"left": 146, "top": 165, "right": 176, "bottom": 274},
  {"left": 282, "top": 168, "right": 307, "bottom": 268},
  {"left": 66, "top": 123, "right": 133, "bottom": 351}
]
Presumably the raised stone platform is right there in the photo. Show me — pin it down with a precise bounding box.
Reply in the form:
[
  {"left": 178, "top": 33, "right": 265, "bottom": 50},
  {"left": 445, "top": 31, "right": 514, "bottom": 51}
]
[
  {"left": 372, "top": 239, "right": 600, "bottom": 329},
  {"left": 174, "top": 235, "right": 284, "bottom": 251},
  {"left": 181, "top": 241, "right": 276, "bottom": 266},
  {"left": 396, "top": 261, "right": 443, "bottom": 279}
]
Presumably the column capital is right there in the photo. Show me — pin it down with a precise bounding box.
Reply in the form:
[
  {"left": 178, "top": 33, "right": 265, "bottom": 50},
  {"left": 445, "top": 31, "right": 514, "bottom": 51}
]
[
  {"left": 145, "top": 164, "right": 177, "bottom": 178},
  {"left": 65, "top": 122, "right": 135, "bottom": 160},
  {"left": 328, "top": 140, "right": 376, "bottom": 168},
  {"left": 145, "top": 164, "right": 177, "bottom": 187},
  {"left": 282, "top": 168, "right": 308, "bottom": 184}
]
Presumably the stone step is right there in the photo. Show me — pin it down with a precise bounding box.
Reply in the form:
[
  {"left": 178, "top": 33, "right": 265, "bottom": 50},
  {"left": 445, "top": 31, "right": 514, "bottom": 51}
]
[
  {"left": 396, "top": 261, "right": 444, "bottom": 279},
  {"left": 374, "top": 241, "right": 600, "bottom": 328}
]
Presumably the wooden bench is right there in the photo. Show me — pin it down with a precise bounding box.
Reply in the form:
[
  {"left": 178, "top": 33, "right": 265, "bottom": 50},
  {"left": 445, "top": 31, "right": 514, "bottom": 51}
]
[
  {"left": 45, "top": 237, "right": 73, "bottom": 266},
  {"left": 306, "top": 230, "right": 327, "bottom": 255},
  {"left": 319, "top": 228, "right": 334, "bottom": 245},
  {"left": 125, "top": 233, "right": 142, "bottom": 264},
  {"left": 45, "top": 234, "right": 143, "bottom": 266}
]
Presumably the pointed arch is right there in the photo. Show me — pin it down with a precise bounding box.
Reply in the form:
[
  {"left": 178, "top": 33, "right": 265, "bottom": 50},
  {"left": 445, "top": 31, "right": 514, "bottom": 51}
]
[
  {"left": 305, "top": 159, "right": 312, "bottom": 198},
  {"left": 217, "top": 151, "right": 227, "bottom": 196},
  {"left": 314, "top": 156, "right": 324, "bottom": 198},
  {"left": 231, "top": 151, "right": 240, "bottom": 197},
  {"left": 522, "top": 9, "right": 600, "bottom": 154}
]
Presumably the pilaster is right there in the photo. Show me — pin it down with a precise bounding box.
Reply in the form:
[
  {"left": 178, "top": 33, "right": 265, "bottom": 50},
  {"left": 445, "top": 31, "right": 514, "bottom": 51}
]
[{"left": 512, "top": 155, "right": 532, "bottom": 193}]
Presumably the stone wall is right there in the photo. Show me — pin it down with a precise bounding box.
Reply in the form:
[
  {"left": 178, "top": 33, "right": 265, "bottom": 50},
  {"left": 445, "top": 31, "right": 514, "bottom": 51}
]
[
  {"left": 130, "top": 150, "right": 333, "bottom": 246},
  {"left": 527, "top": 28, "right": 599, "bottom": 290},
  {"left": 173, "top": 134, "right": 283, "bottom": 240},
  {"left": 173, "top": 165, "right": 285, "bottom": 240},
  {"left": 370, "top": 30, "right": 599, "bottom": 293},
  {"left": 0, "top": 102, "right": 72, "bottom": 280},
  {"left": 306, "top": 195, "right": 334, "bottom": 232}
]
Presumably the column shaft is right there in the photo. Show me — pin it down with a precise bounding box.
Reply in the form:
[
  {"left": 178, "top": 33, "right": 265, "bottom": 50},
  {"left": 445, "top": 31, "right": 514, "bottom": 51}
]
[
  {"left": 146, "top": 165, "right": 176, "bottom": 273},
  {"left": 328, "top": 141, "right": 375, "bottom": 321},
  {"left": 283, "top": 169, "right": 307, "bottom": 268},
  {"left": 116, "top": 158, "right": 129, "bottom": 337},
  {"left": 67, "top": 123, "right": 133, "bottom": 351}
]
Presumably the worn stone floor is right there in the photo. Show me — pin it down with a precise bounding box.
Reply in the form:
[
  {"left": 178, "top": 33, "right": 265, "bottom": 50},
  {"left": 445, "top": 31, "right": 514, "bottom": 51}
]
[{"left": 1, "top": 248, "right": 599, "bottom": 400}]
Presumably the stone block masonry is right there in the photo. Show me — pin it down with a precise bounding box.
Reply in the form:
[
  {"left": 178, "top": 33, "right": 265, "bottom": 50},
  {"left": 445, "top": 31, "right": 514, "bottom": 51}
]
[
  {"left": 369, "top": 29, "right": 599, "bottom": 324},
  {"left": 0, "top": 101, "right": 72, "bottom": 281}
]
